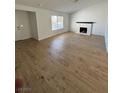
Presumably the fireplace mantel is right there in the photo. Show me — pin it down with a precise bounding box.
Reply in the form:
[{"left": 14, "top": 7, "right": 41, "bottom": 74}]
[{"left": 76, "top": 22, "right": 95, "bottom": 24}]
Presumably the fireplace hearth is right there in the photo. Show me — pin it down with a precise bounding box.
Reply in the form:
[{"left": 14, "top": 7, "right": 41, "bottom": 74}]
[{"left": 80, "top": 27, "right": 87, "bottom": 33}]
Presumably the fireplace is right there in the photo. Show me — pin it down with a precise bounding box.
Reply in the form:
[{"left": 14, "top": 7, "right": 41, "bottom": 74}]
[
  {"left": 80, "top": 27, "right": 87, "bottom": 33},
  {"left": 76, "top": 22, "right": 95, "bottom": 35}
]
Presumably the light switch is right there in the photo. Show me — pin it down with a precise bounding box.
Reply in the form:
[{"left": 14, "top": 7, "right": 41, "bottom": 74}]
[{"left": 20, "top": 25, "right": 24, "bottom": 28}]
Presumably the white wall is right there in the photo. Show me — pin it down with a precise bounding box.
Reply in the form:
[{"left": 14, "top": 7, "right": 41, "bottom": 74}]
[
  {"left": 70, "top": 1, "right": 108, "bottom": 36},
  {"left": 29, "top": 12, "right": 38, "bottom": 40},
  {"left": 16, "top": 4, "right": 69, "bottom": 40},
  {"left": 15, "top": 10, "right": 32, "bottom": 41},
  {"left": 36, "top": 9, "right": 69, "bottom": 40}
]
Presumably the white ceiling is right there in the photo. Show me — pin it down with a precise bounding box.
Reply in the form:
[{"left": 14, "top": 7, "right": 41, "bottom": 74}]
[{"left": 15, "top": 0, "right": 107, "bottom": 14}]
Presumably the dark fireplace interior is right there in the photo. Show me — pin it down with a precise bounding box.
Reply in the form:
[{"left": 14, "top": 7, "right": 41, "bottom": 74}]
[{"left": 80, "top": 27, "right": 87, "bottom": 33}]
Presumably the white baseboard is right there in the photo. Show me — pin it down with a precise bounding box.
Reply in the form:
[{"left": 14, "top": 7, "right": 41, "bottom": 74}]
[{"left": 38, "top": 31, "right": 68, "bottom": 41}]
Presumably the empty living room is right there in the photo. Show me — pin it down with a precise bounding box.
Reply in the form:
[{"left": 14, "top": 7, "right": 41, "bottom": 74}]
[{"left": 15, "top": 0, "right": 108, "bottom": 93}]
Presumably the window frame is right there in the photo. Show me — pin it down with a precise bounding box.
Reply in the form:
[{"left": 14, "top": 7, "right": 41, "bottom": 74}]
[{"left": 51, "top": 15, "right": 64, "bottom": 31}]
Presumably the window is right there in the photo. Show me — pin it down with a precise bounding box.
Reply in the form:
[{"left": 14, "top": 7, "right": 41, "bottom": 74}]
[{"left": 51, "top": 15, "right": 64, "bottom": 31}]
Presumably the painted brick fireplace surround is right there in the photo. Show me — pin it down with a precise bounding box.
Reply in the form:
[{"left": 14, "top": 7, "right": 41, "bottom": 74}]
[{"left": 76, "top": 22, "right": 95, "bottom": 35}]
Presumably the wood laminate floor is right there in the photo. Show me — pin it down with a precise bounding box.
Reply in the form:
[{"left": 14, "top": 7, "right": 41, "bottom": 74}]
[{"left": 16, "top": 32, "right": 108, "bottom": 93}]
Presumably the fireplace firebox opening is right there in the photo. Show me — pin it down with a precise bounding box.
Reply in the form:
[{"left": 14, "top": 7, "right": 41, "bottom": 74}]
[{"left": 80, "top": 27, "right": 87, "bottom": 33}]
